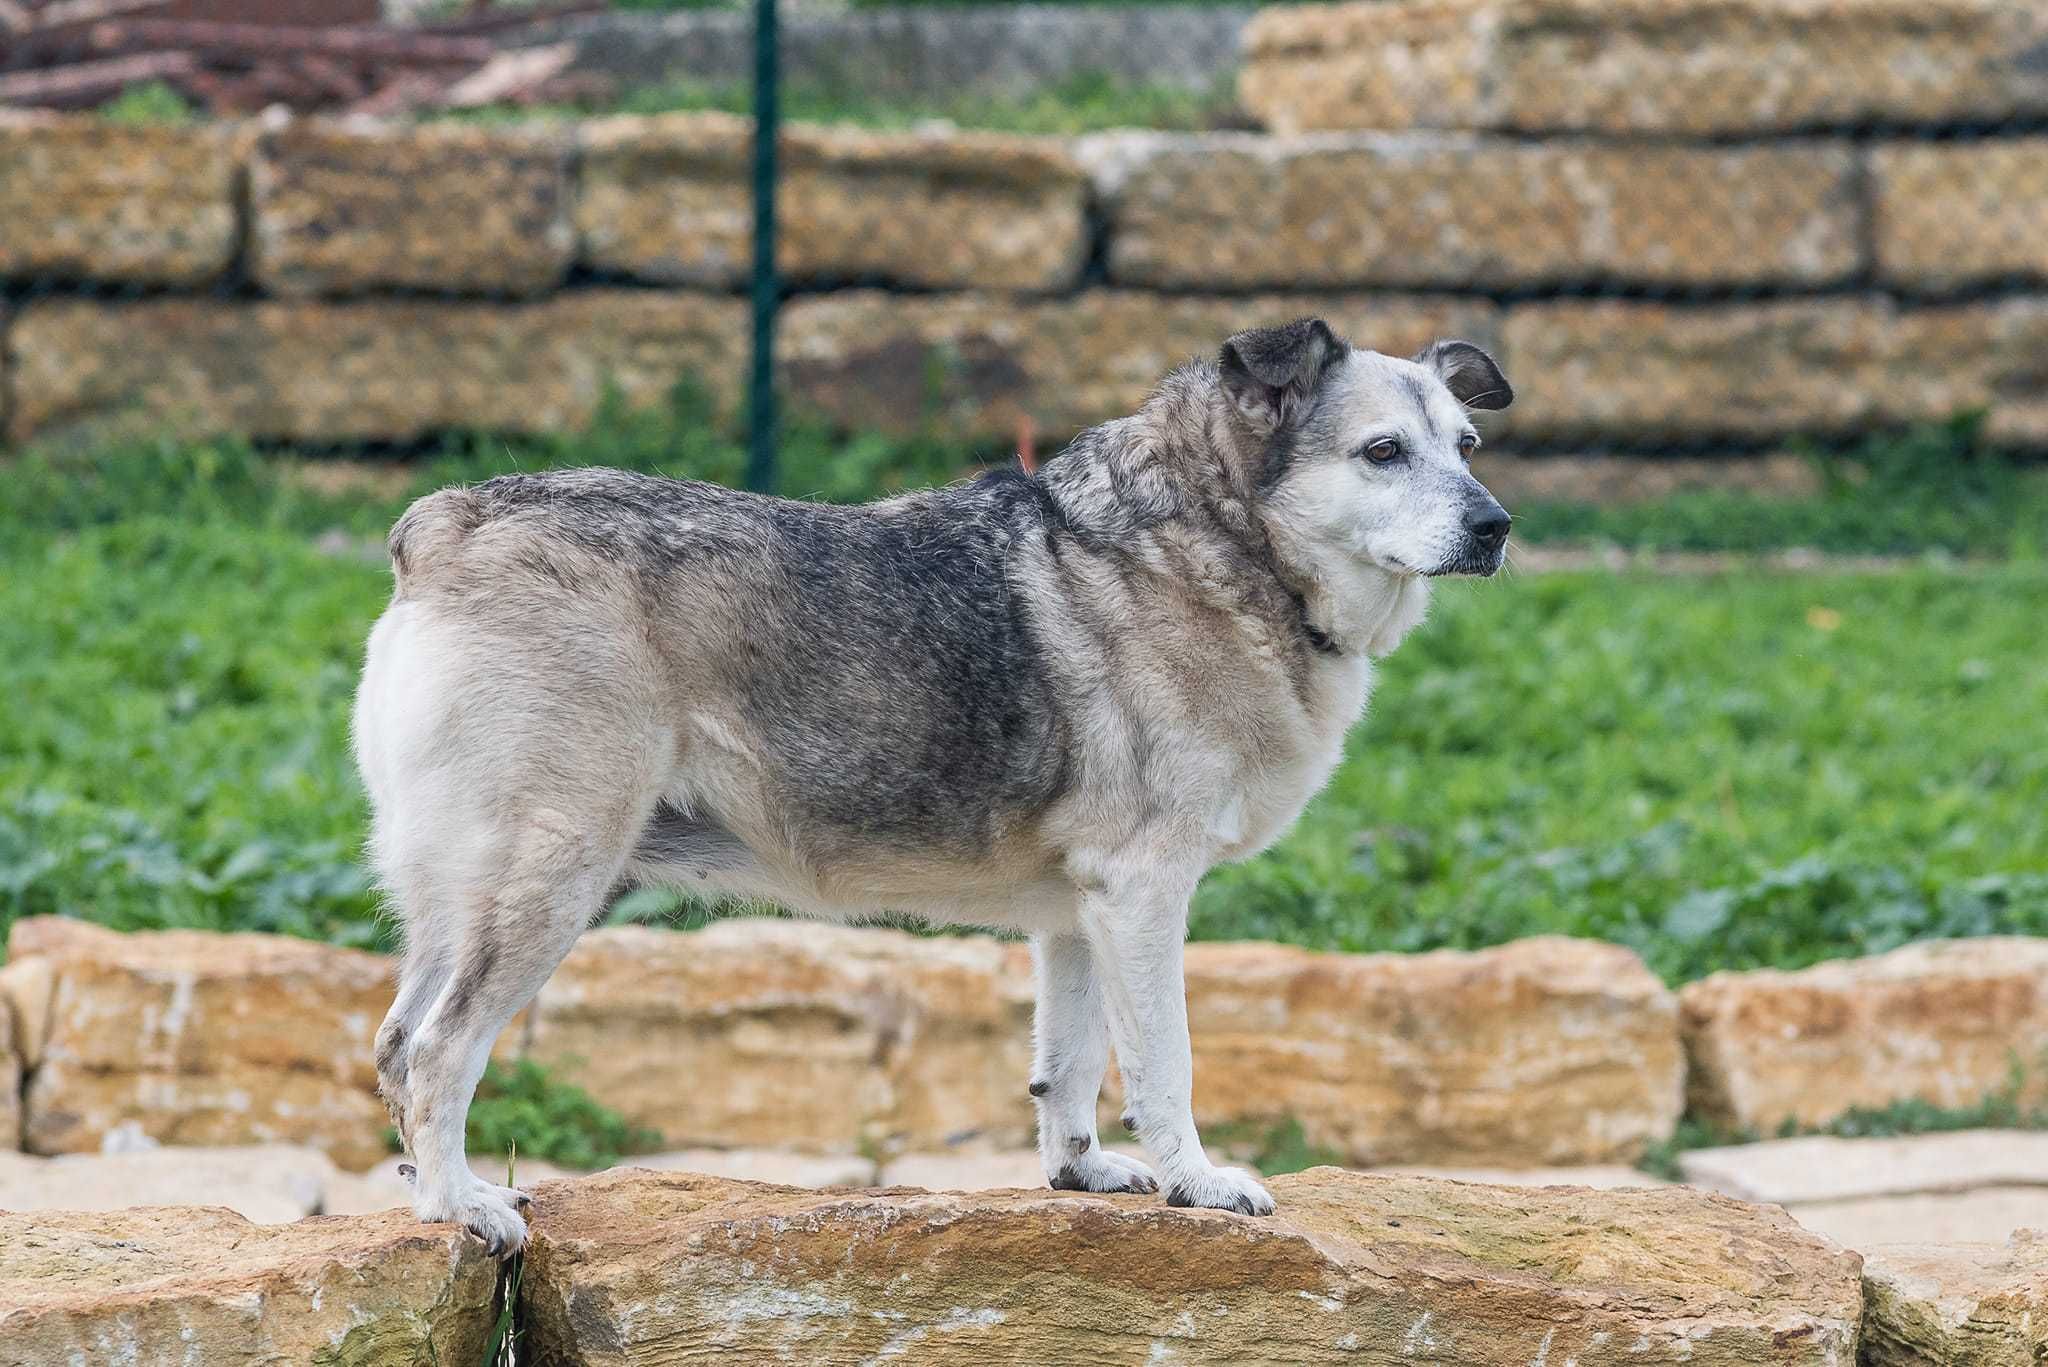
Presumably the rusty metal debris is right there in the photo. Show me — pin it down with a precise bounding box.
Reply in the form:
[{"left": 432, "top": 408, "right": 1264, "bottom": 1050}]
[{"left": 0, "top": 0, "right": 611, "bottom": 115}]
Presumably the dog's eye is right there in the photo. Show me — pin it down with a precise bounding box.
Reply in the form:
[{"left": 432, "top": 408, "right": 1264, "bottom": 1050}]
[
  {"left": 1458, "top": 434, "right": 1479, "bottom": 459},
  {"left": 1361, "top": 439, "right": 1402, "bottom": 464}
]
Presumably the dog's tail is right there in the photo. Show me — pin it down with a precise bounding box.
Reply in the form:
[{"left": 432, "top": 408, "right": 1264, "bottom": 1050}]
[{"left": 385, "top": 487, "right": 484, "bottom": 599}]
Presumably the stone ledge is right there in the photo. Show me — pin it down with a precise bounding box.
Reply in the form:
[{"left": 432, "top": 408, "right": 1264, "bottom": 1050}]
[
  {"left": 0, "top": 1204, "right": 498, "bottom": 1366},
  {"left": 1860, "top": 1233, "right": 2048, "bottom": 1366},
  {"left": 15, "top": 290, "right": 2048, "bottom": 450},
  {"left": 0, "top": 1169, "right": 1866, "bottom": 1364},
  {"left": 251, "top": 117, "right": 575, "bottom": 299},
  {"left": 526, "top": 924, "right": 1682, "bottom": 1167},
  {"left": 6, "top": 291, "right": 746, "bottom": 448},
  {"left": 1679, "top": 938, "right": 2048, "bottom": 1135},
  {"left": 9, "top": 918, "right": 396, "bottom": 1169},
  {"left": 1241, "top": 0, "right": 2048, "bottom": 136},
  {"left": 1872, "top": 139, "right": 2048, "bottom": 291},
  {"left": 519, "top": 1167, "right": 1863, "bottom": 1365},
  {"left": 6, "top": 917, "right": 1680, "bottom": 1171},
  {"left": 578, "top": 111, "right": 1089, "bottom": 292},
  {"left": 1082, "top": 130, "right": 1860, "bottom": 291},
  {"left": 778, "top": 288, "right": 1496, "bottom": 438},
  {"left": 1499, "top": 297, "right": 2048, "bottom": 446},
  {"left": 0, "top": 111, "right": 244, "bottom": 287}
]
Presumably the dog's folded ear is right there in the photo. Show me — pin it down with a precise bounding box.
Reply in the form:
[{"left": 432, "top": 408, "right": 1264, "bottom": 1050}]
[
  {"left": 1220, "top": 318, "right": 1344, "bottom": 435},
  {"left": 1415, "top": 340, "right": 1513, "bottom": 411}
]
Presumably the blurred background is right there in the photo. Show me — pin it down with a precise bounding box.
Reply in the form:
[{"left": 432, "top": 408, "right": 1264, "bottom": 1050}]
[{"left": 2, "top": 0, "right": 2045, "bottom": 1056}]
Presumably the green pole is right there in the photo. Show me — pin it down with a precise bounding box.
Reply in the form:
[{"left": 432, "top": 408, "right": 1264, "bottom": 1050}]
[{"left": 746, "top": 0, "right": 780, "bottom": 493}]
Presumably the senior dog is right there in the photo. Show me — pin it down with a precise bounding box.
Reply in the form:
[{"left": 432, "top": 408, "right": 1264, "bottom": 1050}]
[{"left": 354, "top": 318, "right": 1512, "bottom": 1253}]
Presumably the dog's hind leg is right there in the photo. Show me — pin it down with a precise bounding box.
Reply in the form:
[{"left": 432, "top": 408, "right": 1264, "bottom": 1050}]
[
  {"left": 399, "top": 802, "right": 641, "bottom": 1257},
  {"left": 372, "top": 876, "right": 456, "bottom": 1153},
  {"left": 1030, "top": 931, "right": 1157, "bottom": 1195}
]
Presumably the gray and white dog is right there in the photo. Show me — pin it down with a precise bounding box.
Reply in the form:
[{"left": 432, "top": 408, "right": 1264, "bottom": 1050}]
[{"left": 353, "top": 318, "right": 1512, "bottom": 1255}]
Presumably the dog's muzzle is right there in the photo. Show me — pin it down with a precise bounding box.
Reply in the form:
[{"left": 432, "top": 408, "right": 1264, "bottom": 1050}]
[{"left": 1430, "top": 493, "right": 1512, "bottom": 577}]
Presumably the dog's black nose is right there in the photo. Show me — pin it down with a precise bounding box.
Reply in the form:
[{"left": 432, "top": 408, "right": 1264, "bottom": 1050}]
[{"left": 1464, "top": 504, "right": 1512, "bottom": 546}]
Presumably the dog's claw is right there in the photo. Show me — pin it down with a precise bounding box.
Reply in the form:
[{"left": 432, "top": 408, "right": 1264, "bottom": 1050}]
[
  {"left": 1050, "top": 1148, "right": 1159, "bottom": 1196},
  {"left": 1165, "top": 1166, "right": 1275, "bottom": 1216}
]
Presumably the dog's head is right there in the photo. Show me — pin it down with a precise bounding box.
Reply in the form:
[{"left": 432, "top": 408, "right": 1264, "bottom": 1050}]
[{"left": 1219, "top": 318, "right": 1513, "bottom": 579}]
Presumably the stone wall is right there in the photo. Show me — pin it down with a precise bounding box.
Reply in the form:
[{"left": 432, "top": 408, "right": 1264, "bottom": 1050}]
[
  {"left": 6, "top": 0, "right": 2048, "bottom": 460},
  {"left": 0, "top": 916, "right": 1683, "bottom": 1170},
  {"left": 5, "top": 916, "right": 2044, "bottom": 1177}
]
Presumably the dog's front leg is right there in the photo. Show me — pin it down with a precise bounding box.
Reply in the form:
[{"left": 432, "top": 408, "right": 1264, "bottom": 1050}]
[
  {"left": 1030, "top": 931, "right": 1158, "bottom": 1195},
  {"left": 1074, "top": 873, "right": 1274, "bottom": 1215}
]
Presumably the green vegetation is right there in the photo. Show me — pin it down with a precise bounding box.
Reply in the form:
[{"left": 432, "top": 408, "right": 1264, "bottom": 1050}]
[
  {"left": 97, "top": 80, "right": 198, "bottom": 125},
  {"left": 1198, "top": 561, "right": 2048, "bottom": 983},
  {"left": 460, "top": 1059, "right": 661, "bottom": 1170},
  {"left": 450, "top": 69, "right": 1244, "bottom": 134},
  {"left": 1202, "top": 1117, "right": 1349, "bottom": 1177},
  {"left": 3, "top": 399, "right": 2044, "bottom": 987}
]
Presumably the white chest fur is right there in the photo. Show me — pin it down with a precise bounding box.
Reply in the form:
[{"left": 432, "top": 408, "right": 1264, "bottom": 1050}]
[{"left": 1218, "top": 647, "right": 1375, "bottom": 862}]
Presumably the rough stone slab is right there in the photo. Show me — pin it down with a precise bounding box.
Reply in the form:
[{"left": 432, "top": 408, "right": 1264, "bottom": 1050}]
[
  {"left": 632, "top": 1148, "right": 878, "bottom": 1188},
  {"left": 1499, "top": 298, "right": 2048, "bottom": 446},
  {"left": 1380, "top": 1163, "right": 1668, "bottom": 1190},
  {"left": 1873, "top": 139, "right": 2048, "bottom": 290},
  {"left": 1162, "top": 936, "right": 1682, "bottom": 1167},
  {"left": 1681, "top": 1131, "right": 2048, "bottom": 1205},
  {"left": 877, "top": 1146, "right": 1160, "bottom": 1192},
  {"left": 519, "top": 1167, "right": 1862, "bottom": 1365},
  {"left": 1791, "top": 1189, "right": 2048, "bottom": 1253},
  {"left": 1241, "top": 0, "right": 2048, "bottom": 136},
  {"left": 0, "top": 111, "right": 243, "bottom": 286},
  {"left": 1084, "top": 130, "right": 1859, "bottom": 290},
  {"left": 0, "top": 1204, "right": 497, "bottom": 1366},
  {"left": 251, "top": 116, "right": 574, "bottom": 298},
  {"left": 522, "top": 920, "right": 1039, "bottom": 1154},
  {"left": 1860, "top": 1232, "right": 2048, "bottom": 1366},
  {"left": 779, "top": 289, "right": 1496, "bottom": 438},
  {"left": 0, "top": 1144, "right": 334, "bottom": 1224},
  {"left": 527, "top": 925, "right": 1678, "bottom": 1167},
  {"left": 578, "top": 111, "right": 1088, "bottom": 291},
  {"left": 1680, "top": 938, "right": 2048, "bottom": 1135},
  {"left": 7, "top": 290, "right": 745, "bottom": 447},
  {"left": 8, "top": 917, "right": 397, "bottom": 1169}
]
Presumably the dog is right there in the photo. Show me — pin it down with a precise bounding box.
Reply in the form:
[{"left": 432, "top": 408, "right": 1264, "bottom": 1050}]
[{"left": 352, "top": 318, "right": 1512, "bottom": 1255}]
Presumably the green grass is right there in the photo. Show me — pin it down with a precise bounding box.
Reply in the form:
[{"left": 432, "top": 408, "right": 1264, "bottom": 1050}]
[
  {"left": 461, "top": 1059, "right": 662, "bottom": 1170},
  {"left": 97, "top": 80, "right": 198, "bottom": 125},
  {"left": 1195, "top": 563, "right": 2048, "bottom": 982},
  {"left": 4, "top": 406, "right": 2045, "bottom": 984},
  {"left": 449, "top": 69, "right": 1244, "bottom": 134}
]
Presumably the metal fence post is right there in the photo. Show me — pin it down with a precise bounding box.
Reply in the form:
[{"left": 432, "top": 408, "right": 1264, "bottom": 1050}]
[{"left": 745, "top": 0, "right": 780, "bottom": 494}]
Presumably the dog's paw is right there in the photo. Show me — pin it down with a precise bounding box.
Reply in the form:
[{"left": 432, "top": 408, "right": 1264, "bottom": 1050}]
[
  {"left": 1165, "top": 1165, "right": 1275, "bottom": 1216},
  {"left": 1050, "top": 1149, "right": 1159, "bottom": 1196},
  {"left": 417, "top": 1182, "right": 531, "bottom": 1258},
  {"left": 485, "top": 1181, "right": 534, "bottom": 1211}
]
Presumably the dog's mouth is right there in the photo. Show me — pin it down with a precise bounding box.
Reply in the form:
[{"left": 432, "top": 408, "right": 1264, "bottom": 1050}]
[{"left": 1427, "top": 539, "right": 1509, "bottom": 578}]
